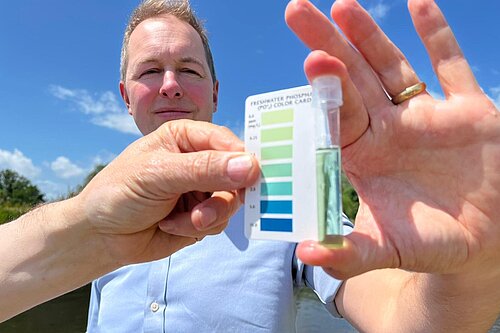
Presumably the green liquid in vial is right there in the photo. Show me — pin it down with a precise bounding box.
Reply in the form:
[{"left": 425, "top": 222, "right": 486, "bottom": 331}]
[{"left": 316, "top": 147, "right": 343, "bottom": 247}]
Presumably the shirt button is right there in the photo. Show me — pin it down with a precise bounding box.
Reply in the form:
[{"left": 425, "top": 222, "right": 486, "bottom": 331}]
[{"left": 150, "top": 301, "right": 160, "bottom": 312}]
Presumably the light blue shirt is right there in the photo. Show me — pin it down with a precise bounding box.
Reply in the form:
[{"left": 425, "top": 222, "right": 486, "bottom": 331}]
[{"left": 87, "top": 209, "right": 353, "bottom": 332}]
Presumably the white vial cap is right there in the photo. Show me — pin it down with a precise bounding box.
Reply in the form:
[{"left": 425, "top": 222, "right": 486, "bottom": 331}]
[{"left": 312, "top": 76, "right": 343, "bottom": 108}]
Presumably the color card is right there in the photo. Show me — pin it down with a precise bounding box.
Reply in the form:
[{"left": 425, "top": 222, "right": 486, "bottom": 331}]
[{"left": 245, "top": 84, "right": 318, "bottom": 242}]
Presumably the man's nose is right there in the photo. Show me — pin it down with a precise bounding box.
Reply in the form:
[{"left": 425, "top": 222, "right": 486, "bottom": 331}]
[{"left": 159, "top": 71, "right": 183, "bottom": 98}]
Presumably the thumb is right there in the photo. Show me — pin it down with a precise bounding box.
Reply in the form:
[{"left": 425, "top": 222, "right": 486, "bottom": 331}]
[
  {"left": 296, "top": 232, "right": 396, "bottom": 280},
  {"left": 140, "top": 150, "right": 260, "bottom": 195}
]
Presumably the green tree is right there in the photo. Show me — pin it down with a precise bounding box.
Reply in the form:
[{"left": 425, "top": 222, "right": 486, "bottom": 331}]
[
  {"left": 0, "top": 169, "right": 44, "bottom": 206},
  {"left": 0, "top": 169, "right": 45, "bottom": 224}
]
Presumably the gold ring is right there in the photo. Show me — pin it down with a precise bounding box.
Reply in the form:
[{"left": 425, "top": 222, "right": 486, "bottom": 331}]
[{"left": 392, "top": 82, "right": 426, "bottom": 105}]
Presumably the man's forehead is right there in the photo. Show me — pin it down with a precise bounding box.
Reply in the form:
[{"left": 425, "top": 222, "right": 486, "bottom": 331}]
[
  {"left": 128, "top": 15, "right": 205, "bottom": 59},
  {"left": 131, "top": 15, "right": 200, "bottom": 44}
]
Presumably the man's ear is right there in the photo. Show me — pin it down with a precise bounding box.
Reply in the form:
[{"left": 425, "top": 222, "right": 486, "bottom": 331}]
[
  {"left": 119, "top": 81, "right": 132, "bottom": 115},
  {"left": 212, "top": 80, "right": 219, "bottom": 113}
]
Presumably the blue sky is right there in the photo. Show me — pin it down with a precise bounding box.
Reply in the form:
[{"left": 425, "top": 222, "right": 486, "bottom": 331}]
[{"left": 1, "top": 0, "right": 499, "bottom": 199}]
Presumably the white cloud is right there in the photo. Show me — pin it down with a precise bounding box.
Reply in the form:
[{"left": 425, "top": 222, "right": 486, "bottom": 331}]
[
  {"left": 91, "top": 113, "right": 141, "bottom": 135},
  {"left": 49, "top": 85, "right": 77, "bottom": 100},
  {"left": 35, "top": 180, "right": 70, "bottom": 201},
  {"left": 367, "top": 3, "right": 390, "bottom": 21},
  {"left": 0, "top": 149, "right": 115, "bottom": 200},
  {"left": 50, "top": 156, "right": 86, "bottom": 179},
  {"left": 0, "top": 149, "right": 41, "bottom": 179},
  {"left": 49, "top": 85, "right": 141, "bottom": 135}
]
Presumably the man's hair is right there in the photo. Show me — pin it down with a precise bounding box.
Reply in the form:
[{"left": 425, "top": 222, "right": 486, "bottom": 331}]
[{"left": 120, "top": 0, "right": 216, "bottom": 83}]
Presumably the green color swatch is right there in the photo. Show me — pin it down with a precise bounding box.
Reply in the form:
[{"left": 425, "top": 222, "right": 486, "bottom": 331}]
[
  {"left": 261, "top": 145, "right": 293, "bottom": 160},
  {"left": 261, "top": 127, "right": 293, "bottom": 143},
  {"left": 262, "top": 163, "right": 292, "bottom": 178},
  {"left": 262, "top": 108, "right": 294, "bottom": 125},
  {"left": 261, "top": 182, "right": 293, "bottom": 196}
]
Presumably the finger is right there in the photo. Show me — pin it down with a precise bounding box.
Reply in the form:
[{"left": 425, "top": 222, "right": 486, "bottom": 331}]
[
  {"left": 158, "top": 208, "right": 230, "bottom": 237},
  {"left": 408, "top": 0, "right": 481, "bottom": 96},
  {"left": 285, "top": 0, "right": 389, "bottom": 110},
  {"left": 192, "top": 190, "right": 242, "bottom": 230},
  {"left": 159, "top": 217, "right": 228, "bottom": 238},
  {"left": 331, "top": 0, "right": 421, "bottom": 97},
  {"left": 180, "top": 191, "right": 212, "bottom": 212},
  {"left": 304, "top": 50, "right": 370, "bottom": 147}
]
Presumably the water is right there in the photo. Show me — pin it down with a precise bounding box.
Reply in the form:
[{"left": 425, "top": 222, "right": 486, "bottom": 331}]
[
  {"left": 316, "top": 147, "right": 343, "bottom": 246},
  {"left": 296, "top": 288, "right": 357, "bottom": 333}
]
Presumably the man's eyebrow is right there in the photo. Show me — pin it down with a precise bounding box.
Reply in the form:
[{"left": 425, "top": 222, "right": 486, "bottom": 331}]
[
  {"left": 131, "top": 59, "right": 157, "bottom": 69},
  {"left": 178, "top": 56, "right": 205, "bottom": 68},
  {"left": 130, "top": 56, "right": 206, "bottom": 74}
]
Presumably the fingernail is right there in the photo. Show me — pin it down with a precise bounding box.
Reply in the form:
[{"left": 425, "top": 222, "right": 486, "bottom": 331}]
[
  {"left": 197, "top": 207, "right": 217, "bottom": 229},
  {"left": 227, "top": 155, "right": 253, "bottom": 182}
]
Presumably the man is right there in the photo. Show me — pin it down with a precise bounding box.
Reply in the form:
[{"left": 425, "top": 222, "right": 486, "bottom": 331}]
[
  {"left": 0, "top": 119, "right": 259, "bottom": 322},
  {"left": 87, "top": 1, "right": 353, "bottom": 332},
  {"left": 89, "top": 0, "right": 500, "bottom": 332}
]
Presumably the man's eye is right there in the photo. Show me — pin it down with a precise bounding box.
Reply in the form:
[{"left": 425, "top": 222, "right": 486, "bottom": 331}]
[
  {"left": 140, "top": 68, "right": 160, "bottom": 77},
  {"left": 180, "top": 68, "right": 202, "bottom": 77}
]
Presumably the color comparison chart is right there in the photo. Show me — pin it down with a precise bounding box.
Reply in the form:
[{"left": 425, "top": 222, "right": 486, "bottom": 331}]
[{"left": 245, "top": 85, "right": 320, "bottom": 242}]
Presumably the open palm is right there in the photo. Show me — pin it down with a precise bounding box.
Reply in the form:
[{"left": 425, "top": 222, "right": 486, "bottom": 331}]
[{"left": 286, "top": 0, "right": 500, "bottom": 279}]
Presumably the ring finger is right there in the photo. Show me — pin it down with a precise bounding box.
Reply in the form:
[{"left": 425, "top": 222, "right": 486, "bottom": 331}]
[{"left": 158, "top": 211, "right": 229, "bottom": 239}]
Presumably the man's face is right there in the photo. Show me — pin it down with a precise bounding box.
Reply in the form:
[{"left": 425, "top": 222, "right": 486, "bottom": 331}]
[{"left": 121, "top": 15, "right": 218, "bottom": 135}]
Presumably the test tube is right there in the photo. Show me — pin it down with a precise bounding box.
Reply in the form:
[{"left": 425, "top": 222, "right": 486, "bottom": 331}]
[{"left": 312, "top": 76, "right": 343, "bottom": 247}]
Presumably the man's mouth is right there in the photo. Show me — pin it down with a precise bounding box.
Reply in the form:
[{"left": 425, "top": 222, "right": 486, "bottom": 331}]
[{"left": 154, "top": 109, "right": 192, "bottom": 121}]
